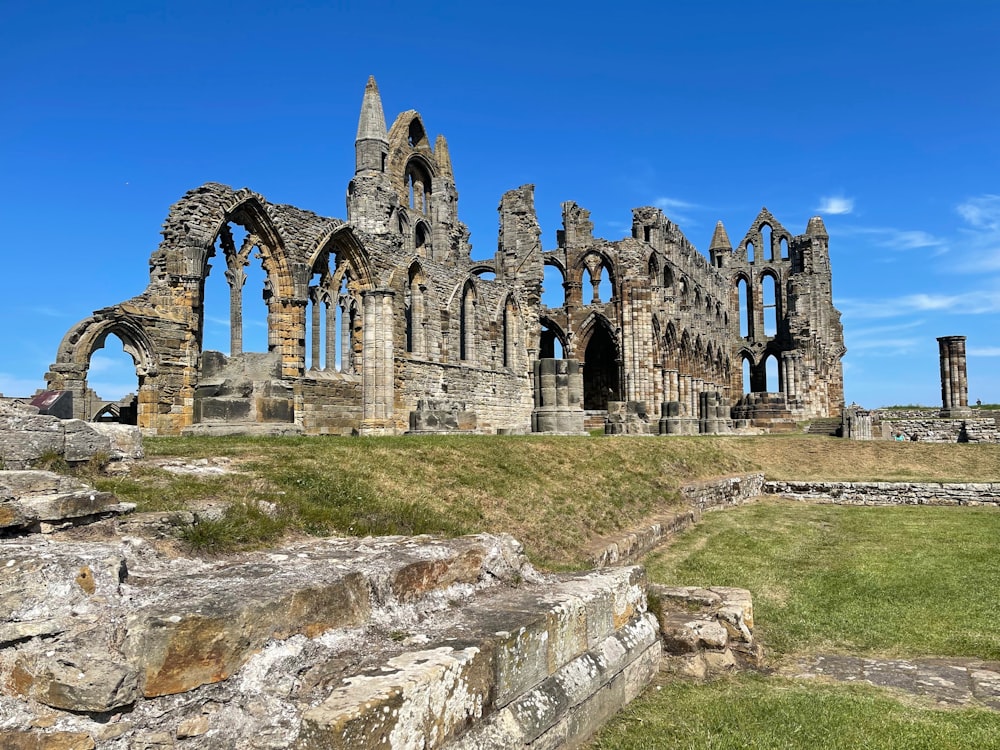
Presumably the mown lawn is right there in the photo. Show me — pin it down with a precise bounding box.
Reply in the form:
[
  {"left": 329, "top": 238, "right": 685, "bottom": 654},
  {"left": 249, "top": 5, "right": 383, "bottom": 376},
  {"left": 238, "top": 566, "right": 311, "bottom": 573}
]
[
  {"left": 592, "top": 674, "right": 1000, "bottom": 750},
  {"left": 590, "top": 498, "right": 1000, "bottom": 748},
  {"left": 91, "top": 433, "right": 1000, "bottom": 568}
]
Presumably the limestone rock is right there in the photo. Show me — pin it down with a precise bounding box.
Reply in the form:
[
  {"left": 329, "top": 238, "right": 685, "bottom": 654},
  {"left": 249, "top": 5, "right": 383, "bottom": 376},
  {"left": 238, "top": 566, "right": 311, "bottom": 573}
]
[
  {"left": 89, "top": 423, "right": 144, "bottom": 460},
  {"left": 0, "top": 471, "right": 130, "bottom": 532}
]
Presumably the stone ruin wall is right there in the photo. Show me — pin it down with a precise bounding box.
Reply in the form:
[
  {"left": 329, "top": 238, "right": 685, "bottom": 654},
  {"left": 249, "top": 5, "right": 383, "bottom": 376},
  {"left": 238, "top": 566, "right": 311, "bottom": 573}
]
[{"left": 43, "top": 78, "right": 846, "bottom": 436}]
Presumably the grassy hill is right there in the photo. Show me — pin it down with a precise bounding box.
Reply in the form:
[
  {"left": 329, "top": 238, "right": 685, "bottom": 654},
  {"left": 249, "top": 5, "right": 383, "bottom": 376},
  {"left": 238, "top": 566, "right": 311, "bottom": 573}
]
[{"left": 93, "top": 434, "right": 1000, "bottom": 568}]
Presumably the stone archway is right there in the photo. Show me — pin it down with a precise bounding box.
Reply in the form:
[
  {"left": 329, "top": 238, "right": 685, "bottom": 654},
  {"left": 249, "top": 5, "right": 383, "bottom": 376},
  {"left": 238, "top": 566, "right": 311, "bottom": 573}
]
[{"left": 582, "top": 324, "right": 620, "bottom": 410}]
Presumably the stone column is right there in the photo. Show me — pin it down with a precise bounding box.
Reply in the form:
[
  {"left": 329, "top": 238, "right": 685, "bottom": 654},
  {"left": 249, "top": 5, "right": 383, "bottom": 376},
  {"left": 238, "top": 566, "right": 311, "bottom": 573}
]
[
  {"left": 360, "top": 289, "right": 396, "bottom": 434},
  {"left": 938, "top": 336, "right": 972, "bottom": 417}
]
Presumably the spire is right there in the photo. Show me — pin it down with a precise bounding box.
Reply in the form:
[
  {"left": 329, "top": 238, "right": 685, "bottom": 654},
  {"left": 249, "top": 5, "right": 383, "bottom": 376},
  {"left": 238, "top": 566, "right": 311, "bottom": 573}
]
[
  {"left": 806, "top": 216, "right": 829, "bottom": 239},
  {"left": 355, "top": 76, "right": 388, "bottom": 174},
  {"left": 435, "top": 134, "right": 453, "bottom": 180},
  {"left": 709, "top": 220, "right": 732, "bottom": 252},
  {"left": 356, "top": 75, "right": 387, "bottom": 142}
]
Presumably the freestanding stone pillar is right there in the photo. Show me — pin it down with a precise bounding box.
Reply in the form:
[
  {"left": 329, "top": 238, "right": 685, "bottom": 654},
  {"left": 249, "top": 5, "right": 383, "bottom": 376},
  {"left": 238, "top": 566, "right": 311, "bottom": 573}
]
[
  {"left": 938, "top": 336, "right": 972, "bottom": 417},
  {"left": 531, "top": 359, "right": 586, "bottom": 434}
]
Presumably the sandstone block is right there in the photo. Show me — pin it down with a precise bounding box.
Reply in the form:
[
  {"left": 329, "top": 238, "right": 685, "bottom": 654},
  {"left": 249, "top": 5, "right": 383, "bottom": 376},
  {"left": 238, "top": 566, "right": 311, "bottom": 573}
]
[
  {"left": 0, "top": 730, "right": 96, "bottom": 750},
  {"left": 297, "top": 645, "right": 489, "bottom": 750},
  {"left": 11, "top": 643, "right": 140, "bottom": 712}
]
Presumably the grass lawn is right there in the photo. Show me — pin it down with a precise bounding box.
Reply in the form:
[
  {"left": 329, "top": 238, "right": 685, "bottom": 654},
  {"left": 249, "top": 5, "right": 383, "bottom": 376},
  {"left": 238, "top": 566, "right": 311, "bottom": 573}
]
[
  {"left": 590, "top": 498, "right": 1000, "bottom": 748},
  {"left": 592, "top": 674, "right": 1000, "bottom": 750},
  {"left": 91, "top": 434, "right": 1000, "bottom": 568},
  {"left": 642, "top": 499, "right": 1000, "bottom": 660}
]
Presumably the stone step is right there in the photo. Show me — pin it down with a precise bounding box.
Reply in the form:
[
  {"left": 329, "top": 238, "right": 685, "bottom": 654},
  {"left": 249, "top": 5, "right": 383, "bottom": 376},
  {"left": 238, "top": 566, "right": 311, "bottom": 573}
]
[{"left": 297, "top": 567, "right": 659, "bottom": 750}]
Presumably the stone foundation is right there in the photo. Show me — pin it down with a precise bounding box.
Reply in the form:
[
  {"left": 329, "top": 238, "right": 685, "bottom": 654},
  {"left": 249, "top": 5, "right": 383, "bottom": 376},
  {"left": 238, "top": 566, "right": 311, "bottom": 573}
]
[{"left": 765, "top": 480, "right": 1000, "bottom": 507}]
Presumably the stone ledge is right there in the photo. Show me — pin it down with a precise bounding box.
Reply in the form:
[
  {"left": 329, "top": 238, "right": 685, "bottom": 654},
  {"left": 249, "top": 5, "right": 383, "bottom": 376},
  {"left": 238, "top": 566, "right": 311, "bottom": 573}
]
[{"left": 765, "top": 480, "right": 1000, "bottom": 507}]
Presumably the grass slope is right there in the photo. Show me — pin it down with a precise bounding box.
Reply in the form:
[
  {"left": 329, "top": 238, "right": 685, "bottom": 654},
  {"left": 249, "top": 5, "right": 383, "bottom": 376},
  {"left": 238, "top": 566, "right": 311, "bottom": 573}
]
[{"left": 94, "top": 434, "right": 1000, "bottom": 566}]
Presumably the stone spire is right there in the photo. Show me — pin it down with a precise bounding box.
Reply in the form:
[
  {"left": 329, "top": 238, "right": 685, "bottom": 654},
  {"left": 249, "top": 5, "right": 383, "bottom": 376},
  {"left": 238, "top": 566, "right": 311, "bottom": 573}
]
[
  {"left": 435, "top": 134, "right": 453, "bottom": 180},
  {"left": 355, "top": 76, "right": 388, "bottom": 173},
  {"left": 709, "top": 221, "right": 732, "bottom": 252},
  {"left": 806, "top": 216, "right": 829, "bottom": 239}
]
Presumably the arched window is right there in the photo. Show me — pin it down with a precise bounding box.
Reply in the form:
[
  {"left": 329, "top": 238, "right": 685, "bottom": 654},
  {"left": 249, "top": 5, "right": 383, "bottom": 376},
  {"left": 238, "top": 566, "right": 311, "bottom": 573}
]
[
  {"left": 762, "top": 274, "right": 778, "bottom": 336},
  {"left": 414, "top": 223, "right": 430, "bottom": 255},
  {"left": 206, "top": 221, "right": 270, "bottom": 356},
  {"left": 539, "top": 321, "right": 564, "bottom": 359},
  {"left": 742, "top": 357, "right": 752, "bottom": 394},
  {"left": 406, "top": 265, "right": 426, "bottom": 357},
  {"left": 761, "top": 224, "right": 774, "bottom": 261},
  {"left": 542, "top": 264, "right": 566, "bottom": 307},
  {"left": 460, "top": 281, "right": 476, "bottom": 362},
  {"left": 780, "top": 237, "right": 789, "bottom": 260},
  {"left": 588, "top": 264, "right": 612, "bottom": 303},
  {"left": 503, "top": 297, "right": 518, "bottom": 368},
  {"left": 746, "top": 241, "right": 755, "bottom": 263},
  {"left": 738, "top": 278, "right": 751, "bottom": 338},
  {"left": 765, "top": 354, "right": 780, "bottom": 392},
  {"left": 405, "top": 159, "right": 432, "bottom": 214}
]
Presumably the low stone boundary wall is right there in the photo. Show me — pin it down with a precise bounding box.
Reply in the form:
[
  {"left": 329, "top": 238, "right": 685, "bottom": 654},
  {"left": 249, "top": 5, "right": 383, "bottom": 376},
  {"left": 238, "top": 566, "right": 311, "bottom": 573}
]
[
  {"left": 765, "top": 480, "right": 1000, "bottom": 507},
  {"left": 589, "top": 474, "right": 764, "bottom": 567},
  {"left": 878, "top": 417, "right": 1000, "bottom": 443}
]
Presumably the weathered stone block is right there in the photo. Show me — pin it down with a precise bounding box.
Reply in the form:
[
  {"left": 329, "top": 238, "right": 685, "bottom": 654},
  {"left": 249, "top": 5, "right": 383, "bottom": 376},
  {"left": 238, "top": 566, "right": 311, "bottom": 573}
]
[
  {"left": 297, "top": 645, "right": 489, "bottom": 750},
  {"left": 124, "top": 570, "right": 371, "bottom": 696},
  {"left": 62, "top": 420, "right": 112, "bottom": 463}
]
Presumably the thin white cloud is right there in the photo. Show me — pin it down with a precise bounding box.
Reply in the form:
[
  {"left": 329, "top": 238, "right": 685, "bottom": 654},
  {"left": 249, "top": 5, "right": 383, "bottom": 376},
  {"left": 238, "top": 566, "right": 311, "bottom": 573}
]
[
  {"left": 838, "top": 290, "right": 1000, "bottom": 320},
  {"left": 652, "top": 196, "right": 701, "bottom": 225},
  {"left": 968, "top": 346, "right": 1000, "bottom": 357},
  {"left": 817, "top": 196, "right": 854, "bottom": 215},
  {"left": 957, "top": 194, "right": 1000, "bottom": 230},
  {"left": 954, "top": 194, "right": 1000, "bottom": 271},
  {"left": 839, "top": 226, "right": 946, "bottom": 252}
]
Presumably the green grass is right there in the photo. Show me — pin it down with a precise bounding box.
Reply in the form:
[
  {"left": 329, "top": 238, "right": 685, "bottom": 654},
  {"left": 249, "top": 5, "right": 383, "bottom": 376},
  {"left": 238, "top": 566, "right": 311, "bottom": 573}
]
[
  {"left": 90, "top": 433, "right": 1000, "bottom": 565},
  {"left": 97, "top": 434, "right": 750, "bottom": 565},
  {"left": 643, "top": 499, "right": 1000, "bottom": 660},
  {"left": 592, "top": 674, "right": 1000, "bottom": 749}
]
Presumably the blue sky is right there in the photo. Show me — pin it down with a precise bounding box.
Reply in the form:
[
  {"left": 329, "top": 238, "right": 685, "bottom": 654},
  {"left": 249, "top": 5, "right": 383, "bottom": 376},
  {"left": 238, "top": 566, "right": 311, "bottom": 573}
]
[{"left": 2, "top": 0, "right": 999, "bottom": 408}]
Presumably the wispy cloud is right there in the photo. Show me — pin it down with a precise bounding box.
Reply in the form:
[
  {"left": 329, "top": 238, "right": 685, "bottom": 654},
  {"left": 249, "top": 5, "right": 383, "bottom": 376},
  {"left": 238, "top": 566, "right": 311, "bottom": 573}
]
[
  {"left": 955, "top": 195, "right": 1000, "bottom": 270},
  {"left": 652, "top": 196, "right": 701, "bottom": 225},
  {"left": 968, "top": 346, "right": 1000, "bottom": 357},
  {"left": 846, "top": 320, "right": 925, "bottom": 355},
  {"left": 839, "top": 226, "right": 946, "bottom": 252},
  {"left": 817, "top": 195, "right": 854, "bottom": 215},
  {"left": 957, "top": 194, "right": 1000, "bottom": 230},
  {"left": 838, "top": 290, "right": 1000, "bottom": 320}
]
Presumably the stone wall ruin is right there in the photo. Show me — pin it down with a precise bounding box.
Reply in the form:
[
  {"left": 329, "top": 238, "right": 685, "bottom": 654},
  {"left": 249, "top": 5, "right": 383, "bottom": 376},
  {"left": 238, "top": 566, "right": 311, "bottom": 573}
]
[{"left": 45, "top": 77, "right": 846, "bottom": 435}]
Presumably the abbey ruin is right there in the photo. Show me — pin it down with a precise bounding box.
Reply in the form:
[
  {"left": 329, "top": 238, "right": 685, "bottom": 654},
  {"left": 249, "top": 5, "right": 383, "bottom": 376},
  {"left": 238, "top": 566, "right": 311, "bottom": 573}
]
[{"left": 45, "top": 77, "right": 846, "bottom": 436}]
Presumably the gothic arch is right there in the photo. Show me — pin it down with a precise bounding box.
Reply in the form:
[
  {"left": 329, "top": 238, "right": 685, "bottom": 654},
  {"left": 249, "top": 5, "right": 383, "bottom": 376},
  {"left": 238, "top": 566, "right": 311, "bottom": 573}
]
[{"left": 577, "top": 312, "right": 620, "bottom": 410}]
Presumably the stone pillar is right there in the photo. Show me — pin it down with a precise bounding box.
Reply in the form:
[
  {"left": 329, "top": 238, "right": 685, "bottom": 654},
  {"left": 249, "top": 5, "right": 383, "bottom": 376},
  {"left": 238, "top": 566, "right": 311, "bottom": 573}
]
[
  {"left": 532, "top": 358, "right": 586, "bottom": 434},
  {"left": 938, "top": 336, "right": 972, "bottom": 417},
  {"left": 360, "top": 289, "right": 396, "bottom": 434}
]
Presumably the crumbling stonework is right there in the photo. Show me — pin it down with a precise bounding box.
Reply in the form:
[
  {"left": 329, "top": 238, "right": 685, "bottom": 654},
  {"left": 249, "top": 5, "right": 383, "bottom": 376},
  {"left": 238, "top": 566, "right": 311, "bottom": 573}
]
[{"left": 45, "top": 77, "right": 845, "bottom": 435}]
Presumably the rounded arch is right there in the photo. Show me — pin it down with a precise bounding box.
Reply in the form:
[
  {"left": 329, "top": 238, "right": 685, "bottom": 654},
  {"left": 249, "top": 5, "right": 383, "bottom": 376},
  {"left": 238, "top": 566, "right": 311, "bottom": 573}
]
[{"left": 49, "top": 314, "right": 159, "bottom": 426}]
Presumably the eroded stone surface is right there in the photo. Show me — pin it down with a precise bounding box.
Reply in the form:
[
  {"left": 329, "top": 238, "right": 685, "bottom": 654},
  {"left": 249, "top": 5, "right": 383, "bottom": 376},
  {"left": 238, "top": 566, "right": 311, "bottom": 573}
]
[{"left": 782, "top": 654, "right": 1000, "bottom": 710}]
